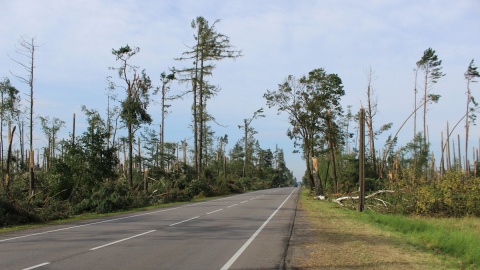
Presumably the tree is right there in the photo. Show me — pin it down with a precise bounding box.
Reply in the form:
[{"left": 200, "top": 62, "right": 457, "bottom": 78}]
[
  {"left": 176, "top": 16, "right": 242, "bottom": 180},
  {"left": 416, "top": 48, "right": 445, "bottom": 153},
  {"left": 105, "top": 76, "right": 120, "bottom": 150},
  {"left": 265, "top": 68, "right": 345, "bottom": 195},
  {"left": 10, "top": 36, "right": 38, "bottom": 197},
  {"left": 364, "top": 68, "right": 379, "bottom": 172},
  {"left": 111, "top": 45, "right": 153, "bottom": 187},
  {"left": 38, "top": 116, "right": 65, "bottom": 169},
  {"left": 53, "top": 107, "right": 118, "bottom": 200},
  {"left": 464, "top": 59, "right": 480, "bottom": 173},
  {"left": 154, "top": 71, "right": 175, "bottom": 172},
  {"left": 238, "top": 108, "right": 265, "bottom": 177},
  {"left": 0, "top": 79, "right": 20, "bottom": 166},
  {"left": 0, "top": 78, "right": 20, "bottom": 191}
]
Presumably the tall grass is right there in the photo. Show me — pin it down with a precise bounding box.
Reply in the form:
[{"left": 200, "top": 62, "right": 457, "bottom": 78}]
[{"left": 362, "top": 211, "right": 480, "bottom": 267}]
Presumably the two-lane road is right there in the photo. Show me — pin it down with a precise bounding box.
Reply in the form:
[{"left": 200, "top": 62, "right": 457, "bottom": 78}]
[{"left": 0, "top": 187, "right": 298, "bottom": 270}]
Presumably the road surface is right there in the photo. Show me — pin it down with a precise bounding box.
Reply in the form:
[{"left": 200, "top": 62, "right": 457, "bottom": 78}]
[{"left": 0, "top": 187, "right": 298, "bottom": 270}]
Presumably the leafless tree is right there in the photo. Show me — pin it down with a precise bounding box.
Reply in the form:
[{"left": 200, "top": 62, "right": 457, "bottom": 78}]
[{"left": 10, "top": 36, "right": 39, "bottom": 197}]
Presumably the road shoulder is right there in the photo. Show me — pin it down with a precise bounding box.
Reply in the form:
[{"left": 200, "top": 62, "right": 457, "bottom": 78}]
[{"left": 285, "top": 191, "right": 454, "bottom": 270}]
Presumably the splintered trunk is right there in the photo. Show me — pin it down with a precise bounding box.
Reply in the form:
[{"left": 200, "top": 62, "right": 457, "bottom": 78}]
[
  {"left": 329, "top": 139, "right": 338, "bottom": 194},
  {"left": 311, "top": 157, "right": 322, "bottom": 196},
  {"left": 327, "top": 115, "right": 338, "bottom": 193}
]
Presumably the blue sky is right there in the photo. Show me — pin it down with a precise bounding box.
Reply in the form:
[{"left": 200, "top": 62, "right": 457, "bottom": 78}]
[{"left": 1, "top": 0, "right": 480, "bottom": 182}]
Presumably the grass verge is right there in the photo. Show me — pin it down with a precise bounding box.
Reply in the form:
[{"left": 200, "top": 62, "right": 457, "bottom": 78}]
[{"left": 360, "top": 211, "right": 480, "bottom": 268}]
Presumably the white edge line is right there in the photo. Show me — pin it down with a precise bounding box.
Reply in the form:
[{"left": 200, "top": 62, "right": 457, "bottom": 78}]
[
  {"left": 1, "top": 189, "right": 271, "bottom": 243},
  {"left": 206, "top": 209, "right": 223, "bottom": 215},
  {"left": 89, "top": 230, "right": 156, "bottom": 251},
  {"left": 1, "top": 194, "right": 240, "bottom": 243},
  {"left": 169, "top": 216, "right": 200, "bottom": 227},
  {"left": 0, "top": 206, "right": 179, "bottom": 243},
  {"left": 22, "top": 262, "right": 50, "bottom": 270},
  {"left": 220, "top": 188, "right": 296, "bottom": 270}
]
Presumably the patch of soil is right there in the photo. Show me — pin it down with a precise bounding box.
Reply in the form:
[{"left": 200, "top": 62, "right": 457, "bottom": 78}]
[{"left": 285, "top": 197, "right": 450, "bottom": 270}]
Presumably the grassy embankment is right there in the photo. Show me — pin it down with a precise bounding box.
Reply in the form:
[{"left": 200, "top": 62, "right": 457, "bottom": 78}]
[{"left": 300, "top": 189, "right": 480, "bottom": 269}]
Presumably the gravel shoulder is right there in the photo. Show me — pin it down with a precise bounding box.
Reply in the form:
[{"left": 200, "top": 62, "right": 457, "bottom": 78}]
[{"left": 285, "top": 191, "right": 457, "bottom": 270}]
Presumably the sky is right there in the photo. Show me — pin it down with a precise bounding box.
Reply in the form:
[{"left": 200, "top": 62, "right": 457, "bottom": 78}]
[{"left": 1, "top": 0, "right": 480, "bottom": 182}]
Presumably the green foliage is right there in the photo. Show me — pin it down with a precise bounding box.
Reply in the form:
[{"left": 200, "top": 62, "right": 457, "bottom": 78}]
[
  {"left": 0, "top": 195, "right": 40, "bottom": 226},
  {"left": 416, "top": 47, "right": 445, "bottom": 84},
  {"left": 73, "top": 182, "right": 133, "bottom": 214},
  {"left": 413, "top": 171, "right": 480, "bottom": 217},
  {"left": 265, "top": 68, "right": 345, "bottom": 195}
]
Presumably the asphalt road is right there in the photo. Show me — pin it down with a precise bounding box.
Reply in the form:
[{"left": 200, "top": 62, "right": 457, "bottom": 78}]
[{"left": 0, "top": 187, "right": 298, "bottom": 270}]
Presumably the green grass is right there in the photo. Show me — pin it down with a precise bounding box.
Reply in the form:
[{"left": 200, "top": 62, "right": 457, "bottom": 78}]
[
  {"left": 302, "top": 189, "right": 480, "bottom": 268},
  {"left": 358, "top": 207, "right": 480, "bottom": 267}
]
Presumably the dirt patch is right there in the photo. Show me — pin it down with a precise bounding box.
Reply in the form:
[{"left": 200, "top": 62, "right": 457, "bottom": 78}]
[{"left": 285, "top": 195, "right": 452, "bottom": 270}]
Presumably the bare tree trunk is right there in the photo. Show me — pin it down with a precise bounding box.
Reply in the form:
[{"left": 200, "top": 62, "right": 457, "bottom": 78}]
[
  {"left": 359, "top": 108, "right": 365, "bottom": 212},
  {"left": 138, "top": 137, "right": 141, "bottom": 174},
  {"left": 128, "top": 122, "right": 133, "bottom": 187},
  {"left": 458, "top": 134, "right": 462, "bottom": 171},
  {"left": 5, "top": 126, "right": 16, "bottom": 195},
  {"left": 446, "top": 122, "right": 451, "bottom": 170},
  {"left": 452, "top": 138, "right": 457, "bottom": 170},
  {"left": 423, "top": 69, "right": 428, "bottom": 153},
  {"left": 440, "top": 131, "right": 445, "bottom": 174},
  {"left": 304, "top": 137, "right": 315, "bottom": 193},
  {"left": 413, "top": 68, "right": 418, "bottom": 176},
  {"left": 29, "top": 44, "right": 35, "bottom": 197},
  {"left": 72, "top": 113, "right": 76, "bottom": 146},
  {"left": 365, "top": 68, "right": 377, "bottom": 172},
  {"left": 183, "top": 138, "right": 187, "bottom": 165}
]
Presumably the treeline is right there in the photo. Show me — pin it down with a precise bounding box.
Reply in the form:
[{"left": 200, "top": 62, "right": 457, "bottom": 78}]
[
  {"left": 266, "top": 49, "right": 480, "bottom": 217},
  {"left": 0, "top": 17, "right": 294, "bottom": 227}
]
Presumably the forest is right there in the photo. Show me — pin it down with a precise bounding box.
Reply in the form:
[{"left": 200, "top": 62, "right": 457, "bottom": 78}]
[
  {"left": 265, "top": 49, "right": 480, "bottom": 218},
  {"left": 2, "top": 16, "right": 480, "bottom": 227},
  {"left": 0, "top": 17, "right": 294, "bottom": 227}
]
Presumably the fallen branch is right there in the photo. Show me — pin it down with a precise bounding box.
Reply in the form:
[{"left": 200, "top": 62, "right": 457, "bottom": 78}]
[{"left": 334, "top": 190, "right": 395, "bottom": 206}]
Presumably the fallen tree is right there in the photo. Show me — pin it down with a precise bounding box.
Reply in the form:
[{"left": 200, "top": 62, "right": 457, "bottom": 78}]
[{"left": 333, "top": 190, "right": 395, "bottom": 206}]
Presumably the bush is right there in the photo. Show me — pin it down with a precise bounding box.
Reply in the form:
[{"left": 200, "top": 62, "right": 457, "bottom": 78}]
[
  {"left": 0, "top": 197, "right": 40, "bottom": 226},
  {"left": 72, "top": 182, "right": 132, "bottom": 214},
  {"left": 397, "top": 171, "right": 480, "bottom": 217}
]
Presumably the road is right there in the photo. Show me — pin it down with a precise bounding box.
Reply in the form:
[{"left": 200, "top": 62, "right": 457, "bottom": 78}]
[{"left": 0, "top": 187, "right": 298, "bottom": 270}]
